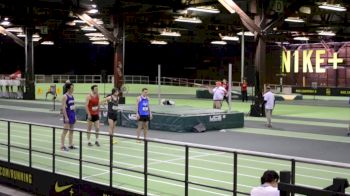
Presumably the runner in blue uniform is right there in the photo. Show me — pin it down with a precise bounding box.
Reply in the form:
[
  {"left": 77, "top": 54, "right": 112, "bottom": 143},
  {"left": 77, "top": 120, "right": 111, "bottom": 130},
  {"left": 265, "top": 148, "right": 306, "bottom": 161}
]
[
  {"left": 136, "top": 88, "right": 152, "bottom": 142},
  {"left": 60, "top": 83, "right": 77, "bottom": 151}
]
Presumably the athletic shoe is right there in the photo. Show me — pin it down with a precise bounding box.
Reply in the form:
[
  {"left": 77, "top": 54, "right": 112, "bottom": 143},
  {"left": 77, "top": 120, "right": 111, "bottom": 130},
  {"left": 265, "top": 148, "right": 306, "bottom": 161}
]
[
  {"left": 88, "top": 142, "right": 93, "bottom": 147},
  {"left": 61, "top": 146, "right": 69, "bottom": 151},
  {"left": 95, "top": 141, "right": 100, "bottom": 147},
  {"left": 69, "top": 145, "right": 78, "bottom": 150}
]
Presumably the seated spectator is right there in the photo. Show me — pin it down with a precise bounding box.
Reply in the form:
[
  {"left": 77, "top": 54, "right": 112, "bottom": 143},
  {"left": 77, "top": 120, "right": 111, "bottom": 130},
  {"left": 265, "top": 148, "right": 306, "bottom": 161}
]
[{"left": 250, "top": 170, "right": 280, "bottom": 196}]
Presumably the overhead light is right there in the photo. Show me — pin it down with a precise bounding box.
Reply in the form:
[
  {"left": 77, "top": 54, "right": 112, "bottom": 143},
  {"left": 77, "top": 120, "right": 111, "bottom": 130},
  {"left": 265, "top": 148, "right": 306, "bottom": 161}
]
[
  {"left": 88, "top": 36, "right": 108, "bottom": 41},
  {"left": 187, "top": 6, "right": 220, "bottom": 14},
  {"left": 5, "top": 27, "right": 22, "bottom": 33},
  {"left": 91, "top": 4, "right": 97, "bottom": 8},
  {"left": 85, "top": 32, "right": 104, "bottom": 37},
  {"left": 92, "top": 41, "right": 109, "bottom": 45},
  {"left": 175, "top": 16, "right": 202, "bottom": 23},
  {"left": 16, "top": 33, "right": 42, "bottom": 40},
  {"left": 237, "top": 31, "right": 254, "bottom": 36},
  {"left": 41, "top": 41, "right": 54, "bottom": 45},
  {"left": 73, "top": 20, "right": 86, "bottom": 24},
  {"left": 87, "top": 9, "right": 98, "bottom": 14},
  {"left": 275, "top": 41, "right": 290, "bottom": 45},
  {"left": 319, "top": 3, "right": 346, "bottom": 12},
  {"left": 218, "top": 0, "right": 236, "bottom": 14},
  {"left": 211, "top": 40, "right": 227, "bottom": 45},
  {"left": 293, "top": 36, "right": 309, "bottom": 41},
  {"left": 160, "top": 31, "right": 181, "bottom": 37},
  {"left": 284, "top": 17, "right": 305, "bottom": 23},
  {"left": 1, "top": 21, "right": 10, "bottom": 26},
  {"left": 299, "top": 6, "right": 311, "bottom": 14},
  {"left": 221, "top": 35, "right": 239, "bottom": 41},
  {"left": 93, "top": 18, "right": 104, "bottom": 25},
  {"left": 66, "top": 21, "right": 76, "bottom": 26},
  {"left": 150, "top": 40, "right": 167, "bottom": 45},
  {"left": 17, "top": 33, "right": 25, "bottom": 37},
  {"left": 81, "top": 26, "right": 96, "bottom": 31},
  {"left": 317, "top": 31, "right": 336, "bottom": 36}
]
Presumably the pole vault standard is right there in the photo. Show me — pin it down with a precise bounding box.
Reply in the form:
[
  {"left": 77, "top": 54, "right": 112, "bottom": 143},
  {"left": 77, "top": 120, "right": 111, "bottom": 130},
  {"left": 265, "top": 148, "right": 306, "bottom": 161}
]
[
  {"left": 158, "top": 64, "right": 161, "bottom": 105},
  {"left": 228, "top": 63, "right": 232, "bottom": 112}
]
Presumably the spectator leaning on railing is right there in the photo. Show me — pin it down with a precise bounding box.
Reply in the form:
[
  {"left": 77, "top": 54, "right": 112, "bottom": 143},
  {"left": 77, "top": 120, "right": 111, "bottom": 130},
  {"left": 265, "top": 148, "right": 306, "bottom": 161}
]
[{"left": 251, "top": 170, "right": 280, "bottom": 196}]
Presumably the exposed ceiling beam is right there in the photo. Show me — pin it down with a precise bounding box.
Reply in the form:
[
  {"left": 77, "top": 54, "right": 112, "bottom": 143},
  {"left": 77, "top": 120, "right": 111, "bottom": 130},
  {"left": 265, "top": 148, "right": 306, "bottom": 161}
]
[
  {"left": 76, "top": 13, "right": 115, "bottom": 42},
  {"left": 0, "top": 26, "right": 25, "bottom": 47}
]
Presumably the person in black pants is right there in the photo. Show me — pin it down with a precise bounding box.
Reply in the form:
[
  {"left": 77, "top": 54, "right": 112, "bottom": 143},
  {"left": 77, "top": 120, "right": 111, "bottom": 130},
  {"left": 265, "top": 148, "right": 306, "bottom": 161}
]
[{"left": 241, "top": 80, "right": 248, "bottom": 102}]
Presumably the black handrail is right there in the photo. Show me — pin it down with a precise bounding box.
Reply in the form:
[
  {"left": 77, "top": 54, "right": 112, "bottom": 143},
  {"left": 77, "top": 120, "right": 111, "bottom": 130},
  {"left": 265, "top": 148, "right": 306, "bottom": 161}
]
[{"left": 1, "top": 118, "right": 350, "bottom": 196}]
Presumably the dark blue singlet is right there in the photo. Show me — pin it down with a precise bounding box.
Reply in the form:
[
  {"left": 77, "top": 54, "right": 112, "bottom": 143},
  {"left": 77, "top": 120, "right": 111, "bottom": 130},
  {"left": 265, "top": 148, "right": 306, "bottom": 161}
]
[{"left": 64, "top": 94, "right": 76, "bottom": 124}]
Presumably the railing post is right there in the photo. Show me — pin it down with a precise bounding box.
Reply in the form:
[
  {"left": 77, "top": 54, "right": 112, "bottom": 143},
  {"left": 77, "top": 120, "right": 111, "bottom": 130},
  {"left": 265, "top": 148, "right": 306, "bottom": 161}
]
[
  {"left": 29, "top": 124, "right": 32, "bottom": 168},
  {"left": 52, "top": 127, "right": 56, "bottom": 173},
  {"left": 7, "top": 121, "right": 10, "bottom": 162},
  {"left": 233, "top": 152, "right": 237, "bottom": 196},
  {"left": 110, "top": 134, "right": 113, "bottom": 188},
  {"left": 185, "top": 145, "right": 189, "bottom": 196},
  {"left": 291, "top": 159, "right": 295, "bottom": 196},
  {"left": 144, "top": 140, "right": 148, "bottom": 195},
  {"left": 79, "top": 131, "right": 83, "bottom": 180},
  {"left": 279, "top": 171, "right": 291, "bottom": 196}
]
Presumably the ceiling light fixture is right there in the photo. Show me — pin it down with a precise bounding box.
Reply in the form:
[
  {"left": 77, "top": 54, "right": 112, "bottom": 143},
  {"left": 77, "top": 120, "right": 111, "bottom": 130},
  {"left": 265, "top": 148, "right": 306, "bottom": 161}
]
[
  {"left": 93, "top": 18, "right": 104, "bottom": 25},
  {"left": 66, "top": 21, "right": 76, "bottom": 26},
  {"left": 218, "top": 0, "right": 236, "bottom": 14},
  {"left": 88, "top": 36, "right": 108, "bottom": 41},
  {"left": 211, "top": 40, "right": 227, "bottom": 45},
  {"left": 160, "top": 31, "right": 181, "bottom": 37},
  {"left": 5, "top": 27, "right": 22, "bottom": 33},
  {"left": 73, "top": 20, "right": 86, "bottom": 24},
  {"left": 150, "top": 40, "right": 167, "bottom": 45},
  {"left": 293, "top": 36, "right": 309, "bottom": 41},
  {"left": 319, "top": 3, "right": 346, "bottom": 12},
  {"left": 17, "top": 33, "right": 25, "bottom": 37},
  {"left": 1, "top": 21, "right": 10, "bottom": 26},
  {"left": 92, "top": 41, "right": 109, "bottom": 45},
  {"left": 284, "top": 17, "right": 305, "bottom": 23},
  {"left": 41, "top": 41, "right": 54, "bottom": 45},
  {"left": 317, "top": 31, "right": 336, "bottom": 36},
  {"left": 221, "top": 35, "right": 239, "bottom": 41},
  {"left": 187, "top": 6, "right": 220, "bottom": 14},
  {"left": 237, "top": 31, "right": 254, "bottom": 36},
  {"left": 85, "top": 32, "right": 104, "bottom": 37},
  {"left": 175, "top": 16, "right": 202, "bottom": 23},
  {"left": 87, "top": 9, "right": 99, "bottom": 14},
  {"left": 33, "top": 37, "right": 41, "bottom": 42},
  {"left": 81, "top": 26, "right": 96, "bottom": 31}
]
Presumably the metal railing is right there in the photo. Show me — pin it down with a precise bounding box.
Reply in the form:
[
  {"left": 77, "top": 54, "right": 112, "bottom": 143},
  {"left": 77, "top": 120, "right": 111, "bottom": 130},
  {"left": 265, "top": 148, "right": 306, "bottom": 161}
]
[
  {"left": 1, "top": 118, "right": 350, "bottom": 195},
  {"left": 154, "top": 77, "right": 242, "bottom": 87},
  {"left": 35, "top": 75, "right": 149, "bottom": 84}
]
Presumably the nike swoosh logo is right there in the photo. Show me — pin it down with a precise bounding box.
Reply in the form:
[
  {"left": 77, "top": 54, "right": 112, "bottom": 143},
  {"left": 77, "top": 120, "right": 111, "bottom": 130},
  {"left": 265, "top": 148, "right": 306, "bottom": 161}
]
[{"left": 55, "top": 182, "right": 73, "bottom": 193}]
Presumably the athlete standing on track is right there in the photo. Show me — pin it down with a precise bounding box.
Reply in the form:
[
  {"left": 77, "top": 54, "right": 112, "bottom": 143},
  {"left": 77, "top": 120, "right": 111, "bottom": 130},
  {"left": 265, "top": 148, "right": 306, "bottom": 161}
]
[
  {"left": 100, "top": 88, "right": 119, "bottom": 144},
  {"left": 61, "top": 83, "right": 77, "bottom": 151},
  {"left": 136, "top": 88, "right": 152, "bottom": 142},
  {"left": 86, "top": 85, "right": 101, "bottom": 147}
]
